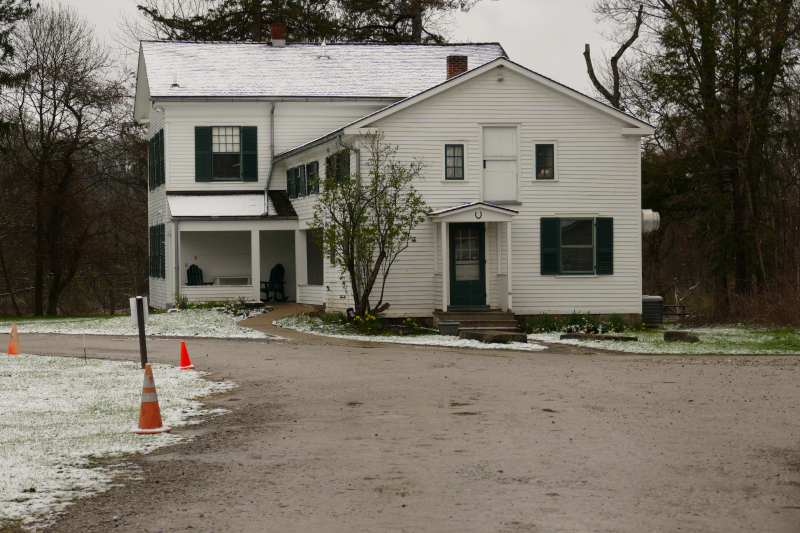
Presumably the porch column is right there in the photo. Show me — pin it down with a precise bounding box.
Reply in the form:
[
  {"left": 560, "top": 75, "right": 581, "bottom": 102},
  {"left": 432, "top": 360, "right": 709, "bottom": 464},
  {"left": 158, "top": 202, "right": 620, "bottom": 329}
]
[
  {"left": 251, "top": 230, "right": 261, "bottom": 301},
  {"left": 295, "top": 229, "right": 308, "bottom": 296},
  {"left": 441, "top": 221, "right": 448, "bottom": 312},
  {"left": 506, "top": 221, "right": 513, "bottom": 310}
]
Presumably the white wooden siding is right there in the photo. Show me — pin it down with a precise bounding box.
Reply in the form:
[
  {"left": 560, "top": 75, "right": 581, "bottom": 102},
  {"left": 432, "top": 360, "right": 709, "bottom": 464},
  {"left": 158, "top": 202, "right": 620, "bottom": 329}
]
[
  {"left": 160, "top": 101, "right": 387, "bottom": 192},
  {"left": 147, "top": 109, "right": 172, "bottom": 308},
  {"left": 362, "top": 67, "right": 642, "bottom": 315}
]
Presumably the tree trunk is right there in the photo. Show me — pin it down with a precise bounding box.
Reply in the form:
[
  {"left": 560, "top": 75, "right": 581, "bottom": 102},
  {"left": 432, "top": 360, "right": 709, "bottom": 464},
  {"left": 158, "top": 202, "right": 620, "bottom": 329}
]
[
  {"left": 0, "top": 243, "right": 21, "bottom": 316},
  {"left": 411, "top": 0, "right": 422, "bottom": 43}
]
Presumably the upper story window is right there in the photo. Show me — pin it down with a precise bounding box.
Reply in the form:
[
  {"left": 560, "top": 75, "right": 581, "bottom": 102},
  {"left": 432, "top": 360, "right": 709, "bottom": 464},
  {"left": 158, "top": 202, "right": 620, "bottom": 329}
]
[
  {"left": 535, "top": 144, "right": 555, "bottom": 180},
  {"left": 445, "top": 144, "right": 464, "bottom": 180},
  {"left": 194, "top": 126, "right": 257, "bottom": 182},
  {"left": 326, "top": 150, "right": 350, "bottom": 185},
  {"left": 212, "top": 127, "right": 241, "bottom": 181}
]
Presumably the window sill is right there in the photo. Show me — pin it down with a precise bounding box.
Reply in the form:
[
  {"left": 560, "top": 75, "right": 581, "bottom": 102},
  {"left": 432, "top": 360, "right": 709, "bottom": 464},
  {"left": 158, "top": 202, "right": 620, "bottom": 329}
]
[
  {"left": 441, "top": 178, "right": 467, "bottom": 183},
  {"left": 533, "top": 178, "right": 559, "bottom": 182},
  {"left": 555, "top": 274, "right": 599, "bottom": 278}
]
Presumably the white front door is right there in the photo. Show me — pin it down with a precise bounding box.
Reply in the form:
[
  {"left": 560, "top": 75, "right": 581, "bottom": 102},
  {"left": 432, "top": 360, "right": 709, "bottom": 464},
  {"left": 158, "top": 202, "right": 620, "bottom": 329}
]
[{"left": 483, "top": 127, "right": 517, "bottom": 202}]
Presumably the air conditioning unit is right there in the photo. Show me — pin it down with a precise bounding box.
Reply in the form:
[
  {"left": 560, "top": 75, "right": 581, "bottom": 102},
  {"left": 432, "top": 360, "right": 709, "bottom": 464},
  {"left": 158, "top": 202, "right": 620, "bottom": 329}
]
[{"left": 642, "top": 295, "right": 664, "bottom": 327}]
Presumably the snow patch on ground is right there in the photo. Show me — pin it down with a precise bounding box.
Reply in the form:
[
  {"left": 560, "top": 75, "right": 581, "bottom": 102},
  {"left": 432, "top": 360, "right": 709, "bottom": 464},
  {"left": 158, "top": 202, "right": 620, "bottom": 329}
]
[
  {"left": 0, "top": 310, "right": 274, "bottom": 339},
  {"left": 527, "top": 326, "right": 797, "bottom": 354},
  {"left": 0, "top": 354, "right": 235, "bottom": 529},
  {"left": 274, "top": 315, "right": 547, "bottom": 351}
]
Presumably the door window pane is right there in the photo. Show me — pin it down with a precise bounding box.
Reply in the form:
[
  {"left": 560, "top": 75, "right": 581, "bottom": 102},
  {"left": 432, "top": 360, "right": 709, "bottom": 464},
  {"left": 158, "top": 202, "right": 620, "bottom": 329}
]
[{"left": 454, "top": 228, "right": 480, "bottom": 280}]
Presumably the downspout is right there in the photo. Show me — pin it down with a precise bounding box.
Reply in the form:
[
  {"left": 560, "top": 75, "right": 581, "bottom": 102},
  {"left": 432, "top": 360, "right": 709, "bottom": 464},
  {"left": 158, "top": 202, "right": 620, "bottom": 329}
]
[
  {"left": 265, "top": 101, "right": 276, "bottom": 214},
  {"left": 336, "top": 134, "right": 360, "bottom": 177}
]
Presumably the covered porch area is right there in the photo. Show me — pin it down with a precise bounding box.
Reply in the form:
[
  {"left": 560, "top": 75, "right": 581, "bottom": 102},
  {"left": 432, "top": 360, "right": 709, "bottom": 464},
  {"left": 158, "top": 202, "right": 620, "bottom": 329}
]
[
  {"left": 168, "top": 193, "right": 298, "bottom": 304},
  {"left": 429, "top": 202, "right": 518, "bottom": 312}
]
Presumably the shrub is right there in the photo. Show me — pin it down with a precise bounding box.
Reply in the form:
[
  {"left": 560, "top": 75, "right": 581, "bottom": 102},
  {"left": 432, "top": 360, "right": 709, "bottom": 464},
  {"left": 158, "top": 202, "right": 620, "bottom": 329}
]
[
  {"left": 522, "top": 313, "right": 562, "bottom": 333},
  {"left": 174, "top": 294, "right": 190, "bottom": 309},
  {"left": 354, "top": 312, "right": 383, "bottom": 333},
  {"left": 403, "top": 317, "right": 419, "bottom": 331},
  {"left": 605, "top": 313, "right": 628, "bottom": 333},
  {"left": 321, "top": 312, "right": 349, "bottom": 326}
]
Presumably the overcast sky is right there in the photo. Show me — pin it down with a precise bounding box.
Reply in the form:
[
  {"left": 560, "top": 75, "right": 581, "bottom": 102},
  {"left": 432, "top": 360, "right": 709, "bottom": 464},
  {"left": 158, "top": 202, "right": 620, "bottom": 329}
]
[{"left": 61, "top": 0, "right": 612, "bottom": 95}]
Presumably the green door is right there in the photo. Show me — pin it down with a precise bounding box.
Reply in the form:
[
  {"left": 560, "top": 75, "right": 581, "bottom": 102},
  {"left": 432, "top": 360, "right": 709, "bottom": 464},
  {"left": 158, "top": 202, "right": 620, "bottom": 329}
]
[{"left": 449, "top": 223, "right": 486, "bottom": 307}]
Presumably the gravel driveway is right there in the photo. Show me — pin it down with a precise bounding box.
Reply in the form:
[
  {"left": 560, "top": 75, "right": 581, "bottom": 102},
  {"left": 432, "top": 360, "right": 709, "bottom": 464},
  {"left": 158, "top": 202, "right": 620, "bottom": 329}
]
[{"left": 4, "top": 333, "right": 800, "bottom": 533}]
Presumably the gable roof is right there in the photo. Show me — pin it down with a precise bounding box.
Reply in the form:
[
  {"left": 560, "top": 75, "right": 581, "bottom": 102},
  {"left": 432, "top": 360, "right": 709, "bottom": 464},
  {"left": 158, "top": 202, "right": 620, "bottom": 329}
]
[
  {"left": 274, "top": 57, "right": 654, "bottom": 163},
  {"left": 139, "top": 41, "right": 506, "bottom": 99}
]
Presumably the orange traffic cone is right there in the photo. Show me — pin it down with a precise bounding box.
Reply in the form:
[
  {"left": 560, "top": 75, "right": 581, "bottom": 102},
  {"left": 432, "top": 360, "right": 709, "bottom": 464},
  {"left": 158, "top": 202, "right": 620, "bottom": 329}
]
[
  {"left": 131, "top": 364, "right": 172, "bottom": 434},
  {"left": 179, "top": 341, "right": 195, "bottom": 370},
  {"left": 7, "top": 322, "right": 20, "bottom": 355}
]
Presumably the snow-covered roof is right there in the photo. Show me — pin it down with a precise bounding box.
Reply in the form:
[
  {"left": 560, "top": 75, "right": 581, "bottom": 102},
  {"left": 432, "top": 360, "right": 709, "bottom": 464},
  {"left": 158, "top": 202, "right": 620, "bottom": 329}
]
[
  {"left": 168, "top": 194, "right": 275, "bottom": 218},
  {"left": 140, "top": 41, "right": 506, "bottom": 98}
]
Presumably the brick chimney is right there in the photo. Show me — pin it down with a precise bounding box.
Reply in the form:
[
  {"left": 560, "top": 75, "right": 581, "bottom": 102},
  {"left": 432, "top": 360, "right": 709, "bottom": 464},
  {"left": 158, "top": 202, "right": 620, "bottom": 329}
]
[
  {"left": 271, "top": 23, "right": 286, "bottom": 47},
  {"left": 447, "top": 55, "right": 468, "bottom": 79}
]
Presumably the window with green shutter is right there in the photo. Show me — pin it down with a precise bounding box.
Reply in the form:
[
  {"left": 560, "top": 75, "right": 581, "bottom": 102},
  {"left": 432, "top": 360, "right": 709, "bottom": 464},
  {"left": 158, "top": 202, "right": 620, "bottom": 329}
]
[
  {"left": 195, "top": 126, "right": 258, "bottom": 182},
  {"left": 540, "top": 217, "right": 613, "bottom": 275},
  {"left": 306, "top": 161, "right": 319, "bottom": 194},
  {"left": 326, "top": 150, "right": 350, "bottom": 184}
]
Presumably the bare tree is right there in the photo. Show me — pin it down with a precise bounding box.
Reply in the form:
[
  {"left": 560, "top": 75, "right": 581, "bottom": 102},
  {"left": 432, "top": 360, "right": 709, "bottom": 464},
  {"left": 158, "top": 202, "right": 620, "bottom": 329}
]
[{"left": 0, "top": 5, "right": 127, "bottom": 315}]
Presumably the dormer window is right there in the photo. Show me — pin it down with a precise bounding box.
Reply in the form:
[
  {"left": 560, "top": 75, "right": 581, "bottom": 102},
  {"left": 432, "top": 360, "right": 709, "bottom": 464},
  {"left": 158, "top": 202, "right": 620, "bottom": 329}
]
[{"left": 212, "top": 127, "right": 241, "bottom": 181}]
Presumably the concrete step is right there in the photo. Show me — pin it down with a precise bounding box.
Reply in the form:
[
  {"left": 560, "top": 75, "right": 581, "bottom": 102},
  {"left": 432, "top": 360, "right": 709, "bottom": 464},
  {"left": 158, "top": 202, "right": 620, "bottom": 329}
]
[{"left": 456, "top": 320, "right": 520, "bottom": 329}]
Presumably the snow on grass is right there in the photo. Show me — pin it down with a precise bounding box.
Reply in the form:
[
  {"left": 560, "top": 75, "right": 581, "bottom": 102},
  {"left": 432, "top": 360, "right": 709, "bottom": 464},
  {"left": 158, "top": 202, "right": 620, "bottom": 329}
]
[
  {"left": 0, "top": 309, "right": 272, "bottom": 339},
  {"left": 0, "top": 353, "right": 235, "bottom": 529},
  {"left": 275, "top": 315, "right": 547, "bottom": 351},
  {"left": 528, "top": 325, "right": 800, "bottom": 355}
]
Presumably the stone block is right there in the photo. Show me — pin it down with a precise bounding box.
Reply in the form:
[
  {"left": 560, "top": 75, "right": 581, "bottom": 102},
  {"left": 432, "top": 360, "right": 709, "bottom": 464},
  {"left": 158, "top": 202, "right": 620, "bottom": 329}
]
[{"left": 459, "top": 329, "right": 527, "bottom": 343}]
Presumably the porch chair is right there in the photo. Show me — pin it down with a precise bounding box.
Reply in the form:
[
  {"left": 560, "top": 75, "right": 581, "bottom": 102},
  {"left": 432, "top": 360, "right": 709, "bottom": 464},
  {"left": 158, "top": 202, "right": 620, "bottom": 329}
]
[
  {"left": 187, "top": 264, "right": 213, "bottom": 286},
  {"left": 260, "top": 263, "right": 289, "bottom": 302}
]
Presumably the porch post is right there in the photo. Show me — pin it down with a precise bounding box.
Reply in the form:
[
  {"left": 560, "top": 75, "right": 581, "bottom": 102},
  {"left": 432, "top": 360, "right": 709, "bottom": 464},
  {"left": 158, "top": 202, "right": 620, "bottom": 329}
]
[
  {"left": 251, "top": 229, "right": 261, "bottom": 301},
  {"left": 441, "top": 221, "right": 448, "bottom": 312},
  {"left": 295, "top": 229, "right": 308, "bottom": 291},
  {"left": 506, "top": 220, "right": 513, "bottom": 310}
]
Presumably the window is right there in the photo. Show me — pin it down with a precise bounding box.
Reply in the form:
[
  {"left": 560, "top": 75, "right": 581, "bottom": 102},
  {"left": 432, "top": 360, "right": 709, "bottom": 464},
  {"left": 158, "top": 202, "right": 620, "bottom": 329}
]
[
  {"left": 560, "top": 219, "right": 593, "bottom": 273},
  {"left": 325, "top": 150, "right": 350, "bottom": 185},
  {"left": 306, "top": 161, "right": 319, "bottom": 194},
  {"left": 194, "top": 126, "right": 257, "bottom": 182},
  {"left": 445, "top": 144, "right": 464, "bottom": 180},
  {"left": 535, "top": 144, "right": 555, "bottom": 180},
  {"left": 149, "top": 224, "right": 165, "bottom": 279},
  {"left": 212, "top": 127, "right": 240, "bottom": 181},
  {"left": 287, "top": 161, "right": 319, "bottom": 199},
  {"left": 306, "top": 229, "right": 324, "bottom": 286},
  {"left": 540, "top": 217, "right": 613, "bottom": 275},
  {"left": 148, "top": 129, "right": 165, "bottom": 191}
]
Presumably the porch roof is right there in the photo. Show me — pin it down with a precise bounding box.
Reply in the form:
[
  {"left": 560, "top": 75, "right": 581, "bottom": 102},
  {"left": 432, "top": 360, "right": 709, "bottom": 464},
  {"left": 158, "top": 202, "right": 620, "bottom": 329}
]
[
  {"left": 429, "top": 202, "right": 518, "bottom": 222},
  {"left": 168, "top": 193, "right": 276, "bottom": 219}
]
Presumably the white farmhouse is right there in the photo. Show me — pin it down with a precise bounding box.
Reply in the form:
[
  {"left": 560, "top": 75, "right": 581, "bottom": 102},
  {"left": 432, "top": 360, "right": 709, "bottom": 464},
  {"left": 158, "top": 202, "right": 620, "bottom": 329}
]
[{"left": 134, "top": 25, "right": 658, "bottom": 322}]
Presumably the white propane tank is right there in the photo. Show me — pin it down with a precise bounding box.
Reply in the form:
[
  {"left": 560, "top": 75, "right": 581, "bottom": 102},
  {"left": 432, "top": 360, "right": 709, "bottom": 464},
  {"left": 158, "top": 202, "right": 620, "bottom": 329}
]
[{"left": 642, "top": 209, "right": 660, "bottom": 233}]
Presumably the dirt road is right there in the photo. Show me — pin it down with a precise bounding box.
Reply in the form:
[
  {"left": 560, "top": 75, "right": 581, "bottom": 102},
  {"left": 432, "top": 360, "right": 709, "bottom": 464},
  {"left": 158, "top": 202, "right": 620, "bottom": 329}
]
[{"left": 8, "top": 332, "right": 800, "bottom": 533}]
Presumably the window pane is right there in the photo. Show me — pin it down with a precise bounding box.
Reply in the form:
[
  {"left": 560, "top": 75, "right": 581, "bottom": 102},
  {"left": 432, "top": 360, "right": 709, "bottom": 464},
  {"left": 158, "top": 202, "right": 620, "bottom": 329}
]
[
  {"left": 212, "top": 126, "right": 240, "bottom": 153},
  {"left": 561, "top": 248, "right": 593, "bottom": 272},
  {"left": 561, "top": 219, "right": 592, "bottom": 246},
  {"left": 536, "top": 144, "right": 554, "bottom": 178},
  {"left": 213, "top": 153, "right": 240, "bottom": 180}
]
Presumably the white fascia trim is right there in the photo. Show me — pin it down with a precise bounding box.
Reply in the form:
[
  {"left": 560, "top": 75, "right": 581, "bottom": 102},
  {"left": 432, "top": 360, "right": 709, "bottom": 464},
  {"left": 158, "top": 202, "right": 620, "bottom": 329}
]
[{"left": 347, "top": 58, "right": 655, "bottom": 132}]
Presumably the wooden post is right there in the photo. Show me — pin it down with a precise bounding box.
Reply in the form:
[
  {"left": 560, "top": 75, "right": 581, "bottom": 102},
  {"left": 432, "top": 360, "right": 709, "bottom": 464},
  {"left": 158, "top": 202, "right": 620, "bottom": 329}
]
[{"left": 136, "top": 296, "right": 148, "bottom": 369}]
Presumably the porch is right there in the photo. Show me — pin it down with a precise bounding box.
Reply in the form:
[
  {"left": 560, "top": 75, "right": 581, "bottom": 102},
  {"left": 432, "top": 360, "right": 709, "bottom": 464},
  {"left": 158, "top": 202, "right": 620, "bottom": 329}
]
[
  {"left": 176, "top": 224, "right": 297, "bottom": 303},
  {"left": 429, "top": 202, "right": 518, "bottom": 312}
]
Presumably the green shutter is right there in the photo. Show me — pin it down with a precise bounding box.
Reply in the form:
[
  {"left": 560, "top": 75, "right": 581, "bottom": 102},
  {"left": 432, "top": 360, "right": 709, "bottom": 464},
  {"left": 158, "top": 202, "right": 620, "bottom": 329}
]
[
  {"left": 241, "top": 126, "right": 258, "bottom": 182},
  {"left": 342, "top": 150, "right": 350, "bottom": 181},
  {"left": 195, "top": 127, "right": 212, "bottom": 182},
  {"left": 160, "top": 224, "right": 166, "bottom": 278},
  {"left": 147, "top": 137, "right": 154, "bottom": 191},
  {"left": 298, "top": 165, "right": 306, "bottom": 197},
  {"left": 158, "top": 130, "right": 165, "bottom": 187},
  {"left": 540, "top": 217, "right": 560, "bottom": 275},
  {"left": 596, "top": 217, "right": 614, "bottom": 275},
  {"left": 148, "top": 226, "right": 154, "bottom": 277}
]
